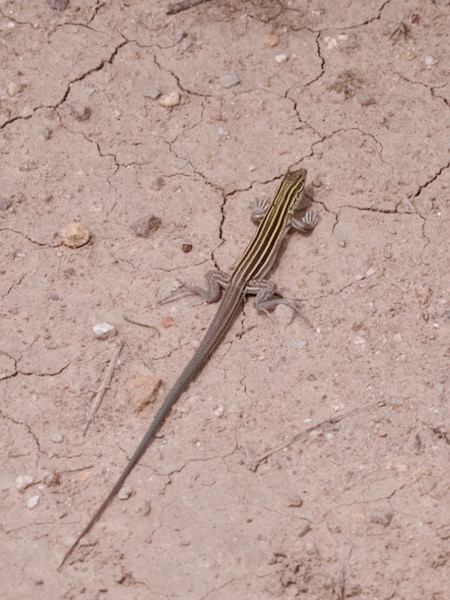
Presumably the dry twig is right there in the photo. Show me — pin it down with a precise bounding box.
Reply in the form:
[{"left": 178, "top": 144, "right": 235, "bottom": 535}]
[
  {"left": 83, "top": 340, "right": 124, "bottom": 435},
  {"left": 249, "top": 409, "right": 359, "bottom": 471},
  {"left": 167, "top": 0, "right": 212, "bottom": 16}
]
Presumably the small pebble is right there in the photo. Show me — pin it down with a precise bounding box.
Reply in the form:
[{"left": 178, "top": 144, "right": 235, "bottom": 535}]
[
  {"left": 125, "top": 374, "right": 162, "bottom": 412},
  {"left": 118, "top": 486, "right": 133, "bottom": 500},
  {"left": 7, "top": 82, "right": 23, "bottom": 97},
  {"left": 288, "top": 495, "right": 303, "bottom": 508},
  {"left": 161, "top": 316, "right": 175, "bottom": 328},
  {"left": 131, "top": 214, "right": 161, "bottom": 238},
  {"left": 218, "top": 73, "right": 240, "bottom": 89},
  {"left": 264, "top": 33, "right": 279, "bottom": 47},
  {"left": 324, "top": 36, "right": 338, "bottom": 50},
  {"left": 415, "top": 284, "right": 430, "bottom": 304},
  {"left": 41, "top": 126, "right": 52, "bottom": 140},
  {"left": 159, "top": 91, "right": 181, "bottom": 107},
  {"left": 214, "top": 404, "right": 225, "bottom": 417},
  {"left": 70, "top": 103, "right": 91, "bottom": 121},
  {"left": 274, "top": 303, "right": 295, "bottom": 326},
  {"left": 92, "top": 322, "right": 117, "bottom": 340},
  {"left": 424, "top": 55, "right": 437, "bottom": 67},
  {"left": 150, "top": 177, "right": 165, "bottom": 191},
  {"left": 47, "top": 0, "right": 69, "bottom": 9},
  {"left": 45, "top": 472, "right": 61, "bottom": 487},
  {"left": 218, "top": 126, "right": 229, "bottom": 136},
  {"left": 16, "top": 475, "right": 34, "bottom": 492},
  {"left": 370, "top": 508, "right": 393, "bottom": 526},
  {"left": 0, "top": 198, "right": 13, "bottom": 211},
  {"left": 304, "top": 541, "right": 319, "bottom": 555},
  {"left": 144, "top": 84, "right": 161, "bottom": 99},
  {"left": 353, "top": 335, "right": 366, "bottom": 345},
  {"left": 181, "top": 244, "right": 192, "bottom": 253},
  {"left": 60, "top": 222, "right": 90, "bottom": 248},
  {"left": 50, "top": 432, "right": 63, "bottom": 443},
  {"left": 27, "top": 495, "right": 40, "bottom": 509},
  {"left": 22, "top": 106, "right": 33, "bottom": 118},
  {"left": 275, "top": 53, "right": 288, "bottom": 63}
]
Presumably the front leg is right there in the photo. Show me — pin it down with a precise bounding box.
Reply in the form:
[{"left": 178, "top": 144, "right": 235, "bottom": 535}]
[
  {"left": 290, "top": 210, "right": 320, "bottom": 233},
  {"left": 250, "top": 198, "right": 269, "bottom": 223},
  {"left": 159, "top": 270, "right": 230, "bottom": 305}
]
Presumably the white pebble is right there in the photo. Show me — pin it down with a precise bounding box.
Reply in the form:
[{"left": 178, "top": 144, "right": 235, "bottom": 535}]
[
  {"left": 7, "top": 81, "right": 23, "bottom": 96},
  {"left": 214, "top": 404, "right": 225, "bottom": 417},
  {"left": 118, "top": 486, "right": 133, "bottom": 500},
  {"left": 16, "top": 475, "right": 34, "bottom": 492},
  {"left": 159, "top": 91, "right": 181, "bottom": 107},
  {"left": 27, "top": 495, "right": 40, "bottom": 509},
  {"left": 275, "top": 53, "right": 288, "bottom": 63},
  {"left": 324, "top": 36, "right": 338, "bottom": 50},
  {"left": 218, "top": 73, "right": 240, "bottom": 88},
  {"left": 92, "top": 322, "right": 117, "bottom": 340},
  {"left": 274, "top": 303, "right": 295, "bottom": 325}
]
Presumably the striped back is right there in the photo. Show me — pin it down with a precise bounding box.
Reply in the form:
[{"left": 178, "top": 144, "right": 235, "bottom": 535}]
[{"left": 231, "top": 169, "right": 307, "bottom": 284}]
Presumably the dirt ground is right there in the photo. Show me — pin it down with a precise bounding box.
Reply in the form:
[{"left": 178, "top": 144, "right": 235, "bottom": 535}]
[{"left": 1, "top": 1, "right": 450, "bottom": 598}]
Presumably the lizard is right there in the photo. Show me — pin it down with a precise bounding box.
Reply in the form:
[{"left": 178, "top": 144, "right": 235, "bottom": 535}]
[{"left": 58, "top": 168, "right": 319, "bottom": 568}]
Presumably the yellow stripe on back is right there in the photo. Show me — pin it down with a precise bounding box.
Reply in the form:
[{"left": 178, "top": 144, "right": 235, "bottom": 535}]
[{"left": 231, "top": 169, "right": 306, "bottom": 284}]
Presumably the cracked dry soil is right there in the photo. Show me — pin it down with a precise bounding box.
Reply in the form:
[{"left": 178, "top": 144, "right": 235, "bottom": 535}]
[{"left": 1, "top": 1, "right": 450, "bottom": 599}]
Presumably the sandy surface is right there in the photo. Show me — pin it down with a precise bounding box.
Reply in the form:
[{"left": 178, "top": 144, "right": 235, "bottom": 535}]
[{"left": 1, "top": 1, "right": 450, "bottom": 599}]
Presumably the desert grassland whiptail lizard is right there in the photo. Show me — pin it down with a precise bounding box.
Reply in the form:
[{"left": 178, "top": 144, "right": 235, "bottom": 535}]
[{"left": 59, "top": 168, "right": 320, "bottom": 569}]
